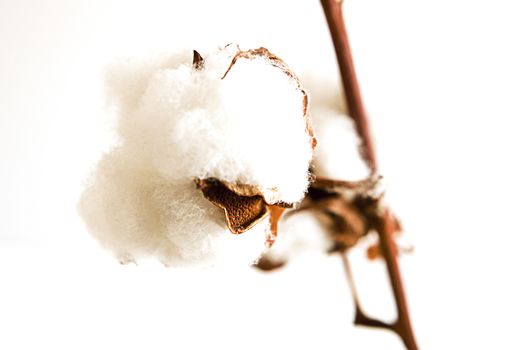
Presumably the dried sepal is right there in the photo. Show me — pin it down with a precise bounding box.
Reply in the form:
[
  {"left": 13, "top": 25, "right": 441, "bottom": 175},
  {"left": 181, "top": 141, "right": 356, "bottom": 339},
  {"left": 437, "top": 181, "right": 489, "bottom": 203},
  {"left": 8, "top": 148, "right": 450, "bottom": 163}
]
[
  {"left": 267, "top": 205, "right": 286, "bottom": 247},
  {"left": 195, "top": 178, "right": 268, "bottom": 234},
  {"left": 313, "top": 197, "right": 367, "bottom": 251},
  {"left": 221, "top": 181, "right": 264, "bottom": 197},
  {"left": 221, "top": 181, "right": 292, "bottom": 207},
  {"left": 192, "top": 50, "right": 204, "bottom": 70},
  {"left": 282, "top": 177, "right": 388, "bottom": 256},
  {"left": 195, "top": 178, "right": 292, "bottom": 237}
]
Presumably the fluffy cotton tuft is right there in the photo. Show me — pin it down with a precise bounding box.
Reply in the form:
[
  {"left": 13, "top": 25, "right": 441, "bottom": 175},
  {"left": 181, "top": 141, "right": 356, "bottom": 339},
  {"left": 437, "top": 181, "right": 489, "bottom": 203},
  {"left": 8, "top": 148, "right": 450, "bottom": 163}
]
[
  {"left": 78, "top": 45, "right": 313, "bottom": 267},
  {"left": 263, "top": 211, "right": 332, "bottom": 264},
  {"left": 115, "top": 45, "right": 312, "bottom": 203},
  {"left": 260, "top": 75, "right": 372, "bottom": 266},
  {"left": 303, "top": 75, "right": 369, "bottom": 181}
]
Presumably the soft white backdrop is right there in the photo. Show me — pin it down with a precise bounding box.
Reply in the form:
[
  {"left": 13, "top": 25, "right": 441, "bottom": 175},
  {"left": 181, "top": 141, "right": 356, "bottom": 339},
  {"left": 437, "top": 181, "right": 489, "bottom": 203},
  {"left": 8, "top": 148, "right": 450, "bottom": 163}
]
[{"left": 1, "top": 0, "right": 524, "bottom": 349}]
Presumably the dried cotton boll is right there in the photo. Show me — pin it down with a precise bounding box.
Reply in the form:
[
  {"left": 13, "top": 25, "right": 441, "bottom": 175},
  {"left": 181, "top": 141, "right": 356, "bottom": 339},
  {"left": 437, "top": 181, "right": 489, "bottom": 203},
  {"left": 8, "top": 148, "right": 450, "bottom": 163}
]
[
  {"left": 78, "top": 45, "right": 314, "bottom": 267},
  {"left": 302, "top": 75, "right": 369, "bottom": 181}
]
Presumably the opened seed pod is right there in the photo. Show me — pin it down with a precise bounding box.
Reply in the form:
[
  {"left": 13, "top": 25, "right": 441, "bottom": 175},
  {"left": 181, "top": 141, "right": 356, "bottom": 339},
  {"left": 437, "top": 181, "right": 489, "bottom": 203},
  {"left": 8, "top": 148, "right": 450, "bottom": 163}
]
[{"left": 78, "top": 45, "right": 315, "bottom": 267}]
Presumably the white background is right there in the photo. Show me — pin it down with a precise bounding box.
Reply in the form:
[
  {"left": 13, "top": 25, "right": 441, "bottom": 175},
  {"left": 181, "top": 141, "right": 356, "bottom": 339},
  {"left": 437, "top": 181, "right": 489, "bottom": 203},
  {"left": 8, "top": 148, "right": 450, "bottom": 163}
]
[{"left": 1, "top": 0, "right": 524, "bottom": 349}]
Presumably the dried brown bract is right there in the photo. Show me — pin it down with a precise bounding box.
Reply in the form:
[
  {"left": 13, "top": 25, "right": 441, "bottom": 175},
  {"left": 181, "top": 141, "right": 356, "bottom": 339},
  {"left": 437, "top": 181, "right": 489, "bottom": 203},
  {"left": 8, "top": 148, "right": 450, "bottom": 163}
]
[
  {"left": 195, "top": 178, "right": 294, "bottom": 247},
  {"left": 192, "top": 50, "right": 204, "bottom": 70},
  {"left": 195, "top": 178, "right": 268, "bottom": 234}
]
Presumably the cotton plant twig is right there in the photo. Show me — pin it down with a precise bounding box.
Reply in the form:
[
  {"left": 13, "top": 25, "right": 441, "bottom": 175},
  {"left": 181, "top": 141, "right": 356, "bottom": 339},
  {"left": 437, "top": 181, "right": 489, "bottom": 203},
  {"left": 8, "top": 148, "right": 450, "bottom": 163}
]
[
  {"left": 320, "top": 0, "right": 377, "bottom": 172},
  {"left": 319, "top": 0, "right": 418, "bottom": 348},
  {"left": 340, "top": 252, "right": 392, "bottom": 330},
  {"left": 376, "top": 209, "right": 418, "bottom": 349}
]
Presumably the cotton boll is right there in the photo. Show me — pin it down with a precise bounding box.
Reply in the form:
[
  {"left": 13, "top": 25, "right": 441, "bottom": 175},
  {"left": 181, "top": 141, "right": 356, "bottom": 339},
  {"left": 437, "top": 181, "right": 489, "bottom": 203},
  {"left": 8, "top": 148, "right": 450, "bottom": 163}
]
[
  {"left": 263, "top": 211, "right": 332, "bottom": 264},
  {"left": 302, "top": 75, "right": 369, "bottom": 181},
  {"left": 79, "top": 45, "right": 313, "bottom": 267}
]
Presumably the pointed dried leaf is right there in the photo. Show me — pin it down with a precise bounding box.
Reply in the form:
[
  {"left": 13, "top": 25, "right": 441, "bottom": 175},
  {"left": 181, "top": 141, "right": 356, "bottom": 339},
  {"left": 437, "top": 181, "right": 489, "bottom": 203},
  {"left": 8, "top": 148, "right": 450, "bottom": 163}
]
[{"left": 192, "top": 50, "right": 204, "bottom": 70}]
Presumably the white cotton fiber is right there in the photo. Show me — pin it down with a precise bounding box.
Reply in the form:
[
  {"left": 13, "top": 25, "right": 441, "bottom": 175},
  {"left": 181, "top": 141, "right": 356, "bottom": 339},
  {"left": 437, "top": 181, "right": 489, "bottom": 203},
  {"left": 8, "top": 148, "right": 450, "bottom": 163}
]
[
  {"left": 259, "top": 76, "right": 371, "bottom": 266},
  {"left": 78, "top": 45, "right": 313, "bottom": 267},
  {"left": 114, "top": 45, "right": 312, "bottom": 204},
  {"left": 303, "top": 75, "right": 369, "bottom": 181},
  {"left": 78, "top": 148, "right": 268, "bottom": 266},
  {"left": 263, "top": 211, "right": 332, "bottom": 264}
]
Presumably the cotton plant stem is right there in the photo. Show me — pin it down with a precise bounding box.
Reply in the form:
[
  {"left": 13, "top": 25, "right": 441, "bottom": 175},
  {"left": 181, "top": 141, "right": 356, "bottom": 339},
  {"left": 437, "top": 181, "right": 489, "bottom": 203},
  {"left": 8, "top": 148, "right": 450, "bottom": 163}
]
[
  {"left": 340, "top": 252, "right": 393, "bottom": 330},
  {"left": 377, "top": 210, "right": 418, "bottom": 349},
  {"left": 320, "top": 0, "right": 377, "bottom": 172},
  {"left": 320, "top": 0, "right": 418, "bottom": 349}
]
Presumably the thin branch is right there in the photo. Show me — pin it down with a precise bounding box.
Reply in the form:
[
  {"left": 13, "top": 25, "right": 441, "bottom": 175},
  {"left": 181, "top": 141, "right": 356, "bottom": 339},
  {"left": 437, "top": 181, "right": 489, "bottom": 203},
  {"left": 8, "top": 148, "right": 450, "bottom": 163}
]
[
  {"left": 341, "top": 220, "right": 418, "bottom": 348},
  {"left": 376, "top": 210, "right": 418, "bottom": 349},
  {"left": 320, "top": 0, "right": 418, "bottom": 348},
  {"left": 320, "top": 0, "right": 377, "bottom": 172},
  {"left": 340, "top": 252, "right": 393, "bottom": 330}
]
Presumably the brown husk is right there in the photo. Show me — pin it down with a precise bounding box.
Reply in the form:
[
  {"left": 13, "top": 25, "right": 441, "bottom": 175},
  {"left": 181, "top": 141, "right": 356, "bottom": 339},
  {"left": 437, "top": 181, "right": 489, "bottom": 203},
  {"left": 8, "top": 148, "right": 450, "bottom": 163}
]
[{"left": 195, "top": 178, "right": 292, "bottom": 240}]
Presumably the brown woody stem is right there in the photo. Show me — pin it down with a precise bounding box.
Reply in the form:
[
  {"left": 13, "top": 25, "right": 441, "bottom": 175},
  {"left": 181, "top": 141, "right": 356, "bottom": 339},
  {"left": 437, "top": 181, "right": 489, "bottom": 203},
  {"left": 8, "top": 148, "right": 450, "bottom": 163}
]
[
  {"left": 376, "top": 210, "right": 418, "bottom": 349},
  {"left": 320, "top": 0, "right": 418, "bottom": 348},
  {"left": 340, "top": 252, "right": 393, "bottom": 330},
  {"left": 320, "top": 0, "right": 377, "bottom": 172}
]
